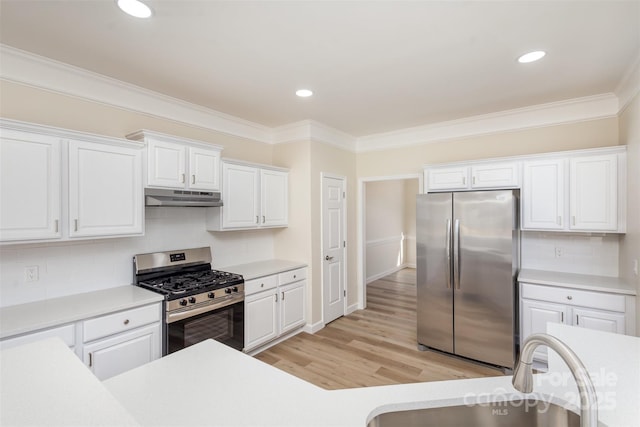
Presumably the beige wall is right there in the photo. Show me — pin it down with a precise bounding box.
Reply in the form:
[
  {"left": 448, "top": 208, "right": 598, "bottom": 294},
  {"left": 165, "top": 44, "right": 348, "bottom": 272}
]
[
  {"left": 357, "top": 118, "right": 619, "bottom": 178},
  {"left": 403, "top": 178, "right": 419, "bottom": 266},
  {"left": 0, "top": 80, "right": 273, "bottom": 164},
  {"left": 618, "top": 92, "right": 640, "bottom": 336},
  {"left": 310, "top": 141, "right": 357, "bottom": 323}
]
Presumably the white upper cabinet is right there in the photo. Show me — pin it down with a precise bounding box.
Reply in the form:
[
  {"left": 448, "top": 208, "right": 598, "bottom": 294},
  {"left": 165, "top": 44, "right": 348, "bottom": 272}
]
[
  {"left": 68, "top": 139, "right": 143, "bottom": 238},
  {"left": 127, "top": 130, "right": 222, "bottom": 191},
  {"left": 425, "top": 161, "right": 518, "bottom": 192},
  {"left": 1, "top": 119, "right": 144, "bottom": 243},
  {"left": 261, "top": 168, "right": 288, "bottom": 227},
  {"left": 1, "top": 127, "right": 62, "bottom": 242},
  {"left": 207, "top": 160, "right": 288, "bottom": 231},
  {"left": 221, "top": 162, "right": 260, "bottom": 229},
  {"left": 522, "top": 159, "right": 565, "bottom": 230},
  {"left": 522, "top": 148, "right": 625, "bottom": 233},
  {"left": 570, "top": 154, "right": 618, "bottom": 231}
]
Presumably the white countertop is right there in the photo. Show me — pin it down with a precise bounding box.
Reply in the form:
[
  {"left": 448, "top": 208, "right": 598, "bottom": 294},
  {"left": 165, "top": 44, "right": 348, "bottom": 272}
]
[
  {"left": 518, "top": 269, "right": 637, "bottom": 296},
  {"left": 0, "top": 286, "right": 164, "bottom": 339},
  {"left": 104, "top": 324, "right": 640, "bottom": 427},
  {"left": 0, "top": 338, "right": 140, "bottom": 427},
  {"left": 1, "top": 323, "right": 636, "bottom": 426},
  {"left": 219, "top": 259, "right": 307, "bottom": 280}
]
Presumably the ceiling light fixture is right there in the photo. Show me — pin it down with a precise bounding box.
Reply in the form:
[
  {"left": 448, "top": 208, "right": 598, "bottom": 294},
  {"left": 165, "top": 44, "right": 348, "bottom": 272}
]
[
  {"left": 117, "top": 0, "right": 153, "bottom": 18},
  {"left": 518, "top": 50, "right": 546, "bottom": 63},
  {"left": 296, "top": 89, "right": 313, "bottom": 98}
]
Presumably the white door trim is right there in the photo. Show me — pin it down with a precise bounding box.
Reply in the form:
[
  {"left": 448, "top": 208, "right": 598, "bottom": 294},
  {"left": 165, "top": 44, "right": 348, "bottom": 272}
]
[
  {"left": 357, "top": 173, "right": 423, "bottom": 310},
  {"left": 320, "top": 172, "right": 348, "bottom": 326}
]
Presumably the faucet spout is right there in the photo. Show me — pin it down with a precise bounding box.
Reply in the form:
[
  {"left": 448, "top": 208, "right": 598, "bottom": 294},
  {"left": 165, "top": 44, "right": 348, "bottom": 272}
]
[{"left": 512, "top": 333, "right": 598, "bottom": 427}]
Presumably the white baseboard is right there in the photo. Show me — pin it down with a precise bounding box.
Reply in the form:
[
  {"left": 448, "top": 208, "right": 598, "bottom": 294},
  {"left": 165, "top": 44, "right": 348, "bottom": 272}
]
[
  {"left": 303, "top": 320, "right": 325, "bottom": 334},
  {"left": 346, "top": 302, "right": 359, "bottom": 315},
  {"left": 366, "top": 264, "right": 412, "bottom": 284},
  {"left": 244, "top": 326, "right": 306, "bottom": 356}
]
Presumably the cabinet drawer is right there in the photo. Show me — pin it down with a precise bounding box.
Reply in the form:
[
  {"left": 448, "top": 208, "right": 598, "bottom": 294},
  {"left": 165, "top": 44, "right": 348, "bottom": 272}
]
[
  {"left": 83, "top": 304, "right": 160, "bottom": 342},
  {"left": 0, "top": 324, "right": 75, "bottom": 350},
  {"left": 520, "top": 283, "right": 625, "bottom": 312},
  {"left": 278, "top": 268, "right": 306, "bottom": 285},
  {"left": 245, "top": 275, "right": 278, "bottom": 296}
]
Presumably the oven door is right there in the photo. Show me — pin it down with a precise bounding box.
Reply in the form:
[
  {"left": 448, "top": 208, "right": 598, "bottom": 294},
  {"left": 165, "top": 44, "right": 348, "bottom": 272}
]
[{"left": 165, "top": 300, "right": 244, "bottom": 354}]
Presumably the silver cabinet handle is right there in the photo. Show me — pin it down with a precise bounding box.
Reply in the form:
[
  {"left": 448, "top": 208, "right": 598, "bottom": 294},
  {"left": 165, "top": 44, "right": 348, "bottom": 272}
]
[
  {"left": 54, "top": 219, "right": 59, "bottom": 233},
  {"left": 181, "top": 173, "right": 185, "bottom": 183},
  {"left": 572, "top": 216, "right": 576, "bottom": 226},
  {"left": 282, "top": 292, "right": 285, "bottom": 301},
  {"left": 256, "top": 216, "right": 259, "bottom": 224},
  {"left": 275, "top": 293, "right": 278, "bottom": 302},
  {"left": 453, "top": 219, "right": 461, "bottom": 290},
  {"left": 472, "top": 176, "right": 476, "bottom": 185},
  {"left": 74, "top": 219, "right": 78, "bottom": 232},
  {"left": 445, "top": 219, "right": 452, "bottom": 289},
  {"left": 262, "top": 216, "right": 265, "bottom": 223},
  {"left": 462, "top": 176, "right": 466, "bottom": 185},
  {"left": 89, "top": 353, "right": 93, "bottom": 367},
  {"left": 325, "top": 255, "right": 334, "bottom": 261},
  {"left": 192, "top": 175, "right": 195, "bottom": 184}
]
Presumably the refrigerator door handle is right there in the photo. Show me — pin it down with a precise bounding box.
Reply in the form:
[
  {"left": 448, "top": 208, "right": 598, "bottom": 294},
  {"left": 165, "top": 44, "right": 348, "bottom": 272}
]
[
  {"left": 445, "top": 219, "right": 452, "bottom": 289},
  {"left": 453, "top": 219, "right": 461, "bottom": 289}
]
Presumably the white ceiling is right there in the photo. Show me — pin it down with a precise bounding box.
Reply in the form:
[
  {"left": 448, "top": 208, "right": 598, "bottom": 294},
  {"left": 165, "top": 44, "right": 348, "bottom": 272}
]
[{"left": 0, "top": 0, "right": 639, "bottom": 138}]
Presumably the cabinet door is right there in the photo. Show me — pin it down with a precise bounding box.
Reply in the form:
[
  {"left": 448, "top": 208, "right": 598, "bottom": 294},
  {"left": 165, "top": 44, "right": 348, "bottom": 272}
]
[
  {"left": 260, "top": 169, "right": 288, "bottom": 227},
  {"left": 521, "top": 299, "right": 568, "bottom": 364},
  {"left": 573, "top": 307, "right": 625, "bottom": 334},
  {"left": 0, "top": 130, "right": 61, "bottom": 241},
  {"left": 188, "top": 146, "right": 220, "bottom": 191},
  {"left": 244, "top": 289, "right": 278, "bottom": 351},
  {"left": 68, "top": 140, "right": 143, "bottom": 238},
  {"left": 426, "top": 166, "right": 469, "bottom": 191},
  {"left": 83, "top": 323, "right": 160, "bottom": 381},
  {"left": 522, "top": 159, "right": 565, "bottom": 230},
  {"left": 470, "top": 162, "right": 519, "bottom": 189},
  {"left": 147, "top": 139, "right": 186, "bottom": 188},
  {"left": 222, "top": 163, "right": 259, "bottom": 229},
  {"left": 280, "top": 281, "right": 306, "bottom": 334},
  {"left": 570, "top": 154, "right": 617, "bottom": 231}
]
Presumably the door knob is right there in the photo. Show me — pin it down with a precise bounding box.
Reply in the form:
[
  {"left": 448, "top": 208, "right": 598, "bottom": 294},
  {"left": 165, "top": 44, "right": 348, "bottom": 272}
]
[{"left": 325, "top": 255, "right": 334, "bottom": 261}]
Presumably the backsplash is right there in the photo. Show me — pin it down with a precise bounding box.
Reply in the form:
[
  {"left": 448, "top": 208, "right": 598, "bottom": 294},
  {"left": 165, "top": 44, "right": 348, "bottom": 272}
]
[
  {"left": 521, "top": 231, "right": 619, "bottom": 276},
  {"left": 0, "top": 208, "right": 275, "bottom": 307}
]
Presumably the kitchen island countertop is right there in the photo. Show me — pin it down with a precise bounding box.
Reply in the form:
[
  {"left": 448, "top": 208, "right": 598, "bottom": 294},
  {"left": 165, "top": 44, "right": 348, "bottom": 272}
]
[{"left": 103, "top": 323, "right": 639, "bottom": 427}]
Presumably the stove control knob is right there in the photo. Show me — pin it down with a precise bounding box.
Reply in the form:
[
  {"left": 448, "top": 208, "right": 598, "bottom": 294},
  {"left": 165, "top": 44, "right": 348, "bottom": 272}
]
[
  {"left": 232, "top": 286, "right": 239, "bottom": 293},
  {"left": 208, "top": 292, "right": 215, "bottom": 299},
  {"left": 225, "top": 288, "right": 232, "bottom": 294},
  {"left": 180, "top": 299, "right": 188, "bottom": 306},
  {"left": 189, "top": 297, "right": 196, "bottom": 304}
]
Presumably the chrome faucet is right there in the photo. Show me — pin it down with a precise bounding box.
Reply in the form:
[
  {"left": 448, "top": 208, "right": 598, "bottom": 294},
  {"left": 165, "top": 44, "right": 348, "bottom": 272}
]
[{"left": 512, "top": 333, "right": 598, "bottom": 427}]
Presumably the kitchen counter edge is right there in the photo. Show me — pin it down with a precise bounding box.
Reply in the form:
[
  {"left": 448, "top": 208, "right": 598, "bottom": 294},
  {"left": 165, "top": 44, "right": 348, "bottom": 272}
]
[
  {"left": 219, "top": 259, "right": 307, "bottom": 281},
  {"left": 518, "top": 268, "right": 637, "bottom": 296},
  {"left": 0, "top": 286, "right": 164, "bottom": 340}
]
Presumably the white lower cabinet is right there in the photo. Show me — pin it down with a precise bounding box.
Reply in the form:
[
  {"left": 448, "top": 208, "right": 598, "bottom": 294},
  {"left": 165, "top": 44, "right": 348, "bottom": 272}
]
[
  {"left": 83, "top": 323, "right": 160, "bottom": 381},
  {"left": 244, "top": 267, "right": 306, "bottom": 353},
  {"left": 519, "top": 282, "right": 631, "bottom": 365},
  {"left": 82, "top": 303, "right": 161, "bottom": 380},
  {"left": 0, "top": 302, "right": 162, "bottom": 381}
]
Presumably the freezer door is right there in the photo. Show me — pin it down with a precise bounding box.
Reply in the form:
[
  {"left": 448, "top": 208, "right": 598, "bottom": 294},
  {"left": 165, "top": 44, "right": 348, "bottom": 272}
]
[
  {"left": 453, "top": 190, "right": 517, "bottom": 368},
  {"left": 417, "top": 193, "right": 453, "bottom": 353}
]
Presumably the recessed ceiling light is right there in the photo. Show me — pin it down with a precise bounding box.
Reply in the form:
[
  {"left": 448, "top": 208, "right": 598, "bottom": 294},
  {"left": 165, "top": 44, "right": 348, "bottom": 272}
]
[
  {"left": 296, "top": 89, "right": 313, "bottom": 98},
  {"left": 117, "top": 0, "right": 153, "bottom": 18},
  {"left": 518, "top": 51, "right": 546, "bottom": 63}
]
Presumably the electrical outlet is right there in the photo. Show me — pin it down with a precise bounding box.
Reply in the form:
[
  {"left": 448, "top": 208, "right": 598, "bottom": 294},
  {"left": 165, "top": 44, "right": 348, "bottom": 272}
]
[
  {"left": 24, "top": 266, "right": 39, "bottom": 282},
  {"left": 554, "top": 247, "right": 563, "bottom": 258}
]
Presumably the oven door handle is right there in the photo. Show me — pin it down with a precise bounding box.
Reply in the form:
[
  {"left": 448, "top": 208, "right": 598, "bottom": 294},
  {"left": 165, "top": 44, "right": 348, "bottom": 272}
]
[{"left": 166, "top": 298, "right": 243, "bottom": 323}]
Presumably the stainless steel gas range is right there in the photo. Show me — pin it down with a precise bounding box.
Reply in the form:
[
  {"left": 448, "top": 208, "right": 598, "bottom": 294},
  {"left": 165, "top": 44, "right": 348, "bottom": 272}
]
[{"left": 133, "top": 247, "right": 244, "bottom": 355}]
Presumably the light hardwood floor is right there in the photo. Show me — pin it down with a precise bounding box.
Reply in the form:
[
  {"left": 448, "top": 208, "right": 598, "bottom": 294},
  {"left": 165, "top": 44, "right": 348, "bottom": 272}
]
[{"left": 254, "top": 268, "right": 502, "bottom": 390}]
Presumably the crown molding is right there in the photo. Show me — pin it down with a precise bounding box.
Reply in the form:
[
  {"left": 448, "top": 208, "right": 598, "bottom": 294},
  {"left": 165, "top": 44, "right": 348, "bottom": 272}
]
[
  {"left": 615, "top": 55, "right": 640, "bottom": 113},
  {"left": 0, "top": 44, "right": 628, "bottom": 154},
  {"left": 0, "top": 44, "right": 273, "bottom": 144},
  {"left": 272, "top": 120, "right": 357, "bottom": 152},
  {"left": 355, "top": 93, "right": 619, "bottom": 152}
]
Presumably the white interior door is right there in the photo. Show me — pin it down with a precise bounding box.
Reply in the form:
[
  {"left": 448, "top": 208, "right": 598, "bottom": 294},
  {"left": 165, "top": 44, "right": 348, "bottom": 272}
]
[{"left": 322, "top": 175, "right": 346, "bottom": 324}]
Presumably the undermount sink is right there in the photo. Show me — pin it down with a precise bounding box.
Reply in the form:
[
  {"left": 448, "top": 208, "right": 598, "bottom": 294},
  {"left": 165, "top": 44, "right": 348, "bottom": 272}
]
[{"left": 367, "top": 400, "right": 606, "bottom": 427}]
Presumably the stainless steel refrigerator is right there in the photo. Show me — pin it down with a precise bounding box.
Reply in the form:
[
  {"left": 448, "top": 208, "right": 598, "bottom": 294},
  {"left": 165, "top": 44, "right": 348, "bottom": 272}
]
[{"left": 416, "top": 190, "right": 519, "bottom": 369}]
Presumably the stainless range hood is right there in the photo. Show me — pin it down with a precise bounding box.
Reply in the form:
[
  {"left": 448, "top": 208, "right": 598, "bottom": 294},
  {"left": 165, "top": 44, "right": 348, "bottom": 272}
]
[{"left": 145, "top": 188, "right": 223, "bottom": 207}]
